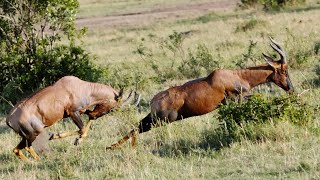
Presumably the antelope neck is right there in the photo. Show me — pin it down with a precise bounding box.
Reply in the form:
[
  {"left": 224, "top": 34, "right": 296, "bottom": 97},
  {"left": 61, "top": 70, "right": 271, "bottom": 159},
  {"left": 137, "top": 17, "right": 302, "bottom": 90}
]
[{"left": 236, "top": 65, "right": 273, "bottom": 89}]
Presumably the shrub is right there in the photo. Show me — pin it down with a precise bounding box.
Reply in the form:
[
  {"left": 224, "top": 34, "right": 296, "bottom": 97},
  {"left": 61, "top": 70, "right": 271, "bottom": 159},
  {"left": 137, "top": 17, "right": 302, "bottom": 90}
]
[
  {"left": 0, "top": 0, "right": 102, "bottom": 111},
  {"left": 134, "top": 31, "right": 220, "bottom": 83},
  {"left": 101, "top": 63, "right": 151, "bottom": 91},
  {"left": 195, "top": 12, "right": 219, "bottom": 23},
  {"left": 290, "top": 49, "right": 312, "bottom": 68},
  {"left": 233, "top": 40, "right": 259, "bottom": 68},
  {"left": 178, "top": 44, "right": 220, "bottom": 78},
  {"left": 240, "top": 0, "right": 306, "bottom": 11},
  {"left": 314, "top": 65, "right": 320, "bottom": 87},
  {"left": 235, "top": 19, "right": 268, "bottom": 33},
  {"left": 285, "top": 31, "right": 314, "bottom": 69},
  {"left": 203, "top": 94, "right": 314, "bottom": 149},
  {"left": 314, "top": 41, "right": 320, "bottom": 55},
  {"left": 0, "top": 45, "right": 102, "bottom": 110}
]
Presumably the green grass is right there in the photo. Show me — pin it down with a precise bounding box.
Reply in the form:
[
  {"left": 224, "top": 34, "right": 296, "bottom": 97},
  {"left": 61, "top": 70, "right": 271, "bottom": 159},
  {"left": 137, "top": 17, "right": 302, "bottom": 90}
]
[
  {"left": 1, "top": 110, "right": 319, "bottom": 179},
  {"left": 1, "top": 0, "right": 320, "bottom": 179}
]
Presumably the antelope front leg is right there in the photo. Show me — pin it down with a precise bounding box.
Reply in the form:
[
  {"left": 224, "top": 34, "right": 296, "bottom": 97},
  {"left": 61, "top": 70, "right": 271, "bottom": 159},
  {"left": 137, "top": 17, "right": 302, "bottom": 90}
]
[
  {"left": 49, "top": 121, "right": 93, "bottom": 145},
  {"left": 50, "top": 110, "right": 87, "bottom": 145},
  {"left": 75, "top": 103, "right": 114, "bottom": 146},
  {"left": 74, "top": 120, "right": 93, "bottom": 145},
  {"left": 49, "top": 130, "right": 81, "bottom": 140}
]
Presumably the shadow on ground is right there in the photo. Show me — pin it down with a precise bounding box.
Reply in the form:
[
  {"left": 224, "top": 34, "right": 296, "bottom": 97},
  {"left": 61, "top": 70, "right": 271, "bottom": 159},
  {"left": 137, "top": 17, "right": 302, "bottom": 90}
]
[
  {"left": 151, "top": 128, "right": 233, "bottom": 157},
  {"left": 0, "top": 124, "right": 10, "bottom": 134}
]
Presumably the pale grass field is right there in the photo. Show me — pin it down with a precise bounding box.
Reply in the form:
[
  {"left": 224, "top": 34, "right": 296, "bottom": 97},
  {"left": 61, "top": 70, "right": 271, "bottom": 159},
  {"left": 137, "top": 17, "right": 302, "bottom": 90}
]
[
  {"left": 1, "top": 0, "right": 320, "bottom": 179},
  {"left": 77, "top": 0, "right": 221, "bottom": 18},
  {"left": 80, "top": 5, "right": 320, "bottom": 68}
]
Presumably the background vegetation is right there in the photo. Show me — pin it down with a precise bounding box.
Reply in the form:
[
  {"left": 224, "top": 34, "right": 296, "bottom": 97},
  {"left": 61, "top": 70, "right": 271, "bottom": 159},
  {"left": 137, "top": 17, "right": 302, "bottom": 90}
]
[
  {"left": 0, "top": 0, "right": 102, "bottom": 111},
  {"left": 240, "top": 0, "right": 307, "bottom": 10},
  {"left": 0, "top": 0, "right": 320, "bottom": 179}
]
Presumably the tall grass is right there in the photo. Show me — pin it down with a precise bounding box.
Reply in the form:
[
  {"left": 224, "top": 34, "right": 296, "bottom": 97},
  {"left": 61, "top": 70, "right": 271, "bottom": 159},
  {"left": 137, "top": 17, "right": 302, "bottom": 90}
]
[{"left": 0, "top": 0, "right": 320, "bottom": 179}]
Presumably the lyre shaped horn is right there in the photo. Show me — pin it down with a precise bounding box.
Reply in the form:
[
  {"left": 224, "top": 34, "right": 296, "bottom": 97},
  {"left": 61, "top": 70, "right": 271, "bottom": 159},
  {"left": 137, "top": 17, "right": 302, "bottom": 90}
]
[{"left": 269, "top": 37, "right": 287, "bottom": 64}]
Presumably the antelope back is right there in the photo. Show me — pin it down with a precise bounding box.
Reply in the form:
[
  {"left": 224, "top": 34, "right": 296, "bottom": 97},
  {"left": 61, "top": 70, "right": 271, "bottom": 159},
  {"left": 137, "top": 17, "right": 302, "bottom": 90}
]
[{"left": 263, "top": 38, "right": 294, "bottom": 92}]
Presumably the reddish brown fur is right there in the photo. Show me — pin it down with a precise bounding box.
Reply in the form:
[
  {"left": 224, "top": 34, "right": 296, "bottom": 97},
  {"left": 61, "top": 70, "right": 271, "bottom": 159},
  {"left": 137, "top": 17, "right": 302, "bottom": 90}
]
[
  {"left": 107, "top": 38, "right": 294, "bottom": 150},
  {"left": 151, "top": 66, "right": 274, "bottom": 119},
  {"left": 7, "top": 76, "right": 123, "bottom": 160}
]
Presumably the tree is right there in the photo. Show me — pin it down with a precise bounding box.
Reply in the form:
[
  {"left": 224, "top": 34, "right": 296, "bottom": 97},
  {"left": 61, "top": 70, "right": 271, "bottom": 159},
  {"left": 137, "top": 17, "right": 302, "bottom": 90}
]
[{"left": 0, "top": 0, "right": 102, "bottom": 111}]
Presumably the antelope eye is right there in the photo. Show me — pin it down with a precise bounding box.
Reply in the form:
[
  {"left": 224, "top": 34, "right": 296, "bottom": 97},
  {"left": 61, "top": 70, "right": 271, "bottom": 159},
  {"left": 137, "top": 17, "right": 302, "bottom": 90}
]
[{"left": 280, "top": 70, "right": 286, "bottom": 74}]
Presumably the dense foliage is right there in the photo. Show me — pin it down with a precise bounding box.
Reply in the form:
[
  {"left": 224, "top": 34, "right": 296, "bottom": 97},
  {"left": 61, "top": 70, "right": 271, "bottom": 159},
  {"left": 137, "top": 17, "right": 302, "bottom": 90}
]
[
  {"left": 0, "top": 0, "right": 101, "bottom": 111},
  {"left": 203, "top": 94, "right": 314, "bottom": 149}
]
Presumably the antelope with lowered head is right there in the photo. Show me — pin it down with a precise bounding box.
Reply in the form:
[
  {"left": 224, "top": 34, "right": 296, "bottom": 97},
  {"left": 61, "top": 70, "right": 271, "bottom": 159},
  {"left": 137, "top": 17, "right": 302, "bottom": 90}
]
[
  {"left": 107, "top": 37, "right": 294, "bottom": 150},
  {"left": 6, "top": 76, "right": 135, "bottom": 161}
]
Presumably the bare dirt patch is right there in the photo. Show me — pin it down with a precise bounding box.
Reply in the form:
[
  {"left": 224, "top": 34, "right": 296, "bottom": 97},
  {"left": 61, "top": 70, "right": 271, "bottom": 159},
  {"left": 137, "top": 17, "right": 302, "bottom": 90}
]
[{"left": 76, "top": 0, "right": 239, "bottom": 28}]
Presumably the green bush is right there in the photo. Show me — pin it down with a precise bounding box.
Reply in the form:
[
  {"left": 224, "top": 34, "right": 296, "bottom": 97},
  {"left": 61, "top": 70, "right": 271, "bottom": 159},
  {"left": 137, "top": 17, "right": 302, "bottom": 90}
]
[
  {"left": 101, "top": 63, "right": 151, "bottom": 91},
  {"left": 235, "top": 19, "right": 268, "bottom": 33},
  {"left": 203, "top": 94, "right": 314, "bottom": 149},
  {"left": 0, "top": 0, "right": 102, "bottom": 111},
  {"left": 194, "top": 12, "right": 219, "bottom": 23},
  {"left": 314, "top": 65, "right": 320, "bottom": 87},
  {"left": 178, "top": 44, "right": 220, "bottom": 78},
  {"left": 240, "top": 0, "right": 306, "bottom": 10},
  {"left": 314, "top": 41, "right": 320, "bottom": 55},
  {"left": 233, "top": 40, "right": 259, "bottom": 68},
  {"left": 134, "top": 31, "right": 220, "bottom": 83},
  {"left": 285, "top": 31, "right": 314, "bottom": 69},
  {"left": 0, "top": 46, "right": 102, "bottom": 110},
  {"left": 291, "top": 50, "right": 312, "bottom": 68}
]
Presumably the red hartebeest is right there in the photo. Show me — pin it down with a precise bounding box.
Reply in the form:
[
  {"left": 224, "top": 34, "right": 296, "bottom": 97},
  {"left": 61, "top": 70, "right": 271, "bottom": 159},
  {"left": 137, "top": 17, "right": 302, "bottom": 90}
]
[
  {"left": 106, "top": 38, "right": 294, "bottom": 150},
  {"left": 6, "top": 76, "right": 134, "bottom": 161}
]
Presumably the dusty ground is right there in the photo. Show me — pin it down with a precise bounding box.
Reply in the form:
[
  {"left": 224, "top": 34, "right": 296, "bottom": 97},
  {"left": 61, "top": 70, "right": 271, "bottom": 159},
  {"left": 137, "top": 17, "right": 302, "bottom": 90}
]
[{"left": 76, "top": 0, "right": 240, "bottom": 28}]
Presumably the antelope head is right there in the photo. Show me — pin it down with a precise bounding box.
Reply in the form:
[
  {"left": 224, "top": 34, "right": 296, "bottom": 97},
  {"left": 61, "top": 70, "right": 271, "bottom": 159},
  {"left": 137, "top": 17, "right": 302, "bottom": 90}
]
[{"left": 263, "top": 37, "right": 294, "bottom": 92}]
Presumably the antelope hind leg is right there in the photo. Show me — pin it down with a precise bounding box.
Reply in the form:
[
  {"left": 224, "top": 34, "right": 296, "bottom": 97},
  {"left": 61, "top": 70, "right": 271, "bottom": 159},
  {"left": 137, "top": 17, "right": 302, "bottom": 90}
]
[
  {"left": 13, "top": 147, "right": 29, "bottom": 161},
  {"left": 131, "top": 130, "right": 138, "bottom": 148},
  {"left": 106, "top": 129, "right": 137, "bottom": 150},
  {"left": 13, "top": 139, "right": 30, "bottom": 161}
]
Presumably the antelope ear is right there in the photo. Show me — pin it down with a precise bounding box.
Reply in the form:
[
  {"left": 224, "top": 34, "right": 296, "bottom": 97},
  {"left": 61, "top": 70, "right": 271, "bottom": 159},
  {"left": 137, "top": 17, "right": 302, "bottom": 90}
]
[{"left": 262, "top": 53, "right": 276, "bottom": 69}]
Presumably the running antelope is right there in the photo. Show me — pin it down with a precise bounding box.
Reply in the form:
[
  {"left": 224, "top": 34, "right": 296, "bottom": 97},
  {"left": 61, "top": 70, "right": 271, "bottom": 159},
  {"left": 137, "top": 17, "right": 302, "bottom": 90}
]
[
  {"left": 107, "top": 38, "right": 294, "bottom": 150},
  {"left": 6, "top": 76, "right": 135, "bottom": 161}
]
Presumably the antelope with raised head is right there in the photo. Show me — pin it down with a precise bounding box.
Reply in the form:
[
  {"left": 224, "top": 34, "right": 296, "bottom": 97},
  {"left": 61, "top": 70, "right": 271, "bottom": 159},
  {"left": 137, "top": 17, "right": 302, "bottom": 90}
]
[
  {"left": 107, "top": 38, "right": 294, "bottom": 150},
  {"left": 6, "top": 76, "right": 135, "bottom": 161}
]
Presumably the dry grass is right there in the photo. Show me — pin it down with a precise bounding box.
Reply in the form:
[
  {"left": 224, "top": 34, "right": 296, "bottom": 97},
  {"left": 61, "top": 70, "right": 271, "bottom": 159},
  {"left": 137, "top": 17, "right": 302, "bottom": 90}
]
[
  {"left": 1, "top": 0, "right": 320, "bottom": 179},
  {"left": 77, "top": 0, "right": 221, "bottom": 18},
  {"left": 80, "top": 5, "right": 320, "bottom": 68}
]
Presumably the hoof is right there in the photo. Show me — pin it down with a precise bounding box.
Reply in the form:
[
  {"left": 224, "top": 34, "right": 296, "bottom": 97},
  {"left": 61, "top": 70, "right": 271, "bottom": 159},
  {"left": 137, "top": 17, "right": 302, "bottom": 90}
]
[
  {"left": 49, "top": 131, "right": 63, "bottom": 140},
  {"left": 48, "top": 133, "right": 54, "bottom": 140},
  {"left": 106, "top": 144, "right": 118, "bottom": 151},
  {"left": 74, "top": 138, "right": 82, "bottom": 146}
]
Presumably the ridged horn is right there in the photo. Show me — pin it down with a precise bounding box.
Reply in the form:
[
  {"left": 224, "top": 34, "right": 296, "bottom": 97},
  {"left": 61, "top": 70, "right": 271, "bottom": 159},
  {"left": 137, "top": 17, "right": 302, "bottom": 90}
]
[{"left": 269, "top": 37, "right": 287, "bottom": 64}]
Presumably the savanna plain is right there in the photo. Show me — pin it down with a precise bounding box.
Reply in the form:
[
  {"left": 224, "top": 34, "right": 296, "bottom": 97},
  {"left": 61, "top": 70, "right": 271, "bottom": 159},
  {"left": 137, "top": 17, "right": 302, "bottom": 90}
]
[{"left": 1, "top": 0, "right": 320, "bottom": 179}]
